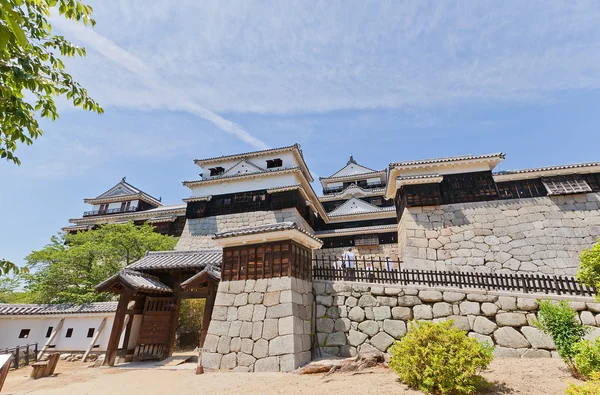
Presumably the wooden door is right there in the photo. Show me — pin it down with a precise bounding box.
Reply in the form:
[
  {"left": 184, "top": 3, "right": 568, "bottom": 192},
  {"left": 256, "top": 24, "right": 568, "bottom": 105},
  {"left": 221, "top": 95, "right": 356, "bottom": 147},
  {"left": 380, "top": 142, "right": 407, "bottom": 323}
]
[{"left": 133, "top": 297, "right": 176, "bottom": 361}]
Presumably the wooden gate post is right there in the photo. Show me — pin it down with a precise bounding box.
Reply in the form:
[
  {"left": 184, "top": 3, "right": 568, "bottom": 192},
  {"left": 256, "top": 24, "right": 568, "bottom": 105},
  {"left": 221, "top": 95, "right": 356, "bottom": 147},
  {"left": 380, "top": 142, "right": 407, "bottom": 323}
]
[
  {"left": 105, "top": 290, "right": 131, "bottom": 366},
  {"left": 166, "top": 272, "right": 181, "bottom": 358}
]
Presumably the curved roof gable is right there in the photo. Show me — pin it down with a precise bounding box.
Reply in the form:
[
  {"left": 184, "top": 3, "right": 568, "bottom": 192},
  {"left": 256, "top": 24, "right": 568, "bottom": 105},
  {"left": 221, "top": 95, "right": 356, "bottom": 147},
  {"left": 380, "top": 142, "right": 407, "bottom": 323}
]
[
  {"left": 328, "top": 197, "right": 388, "bottom": 216},
  {"left": 325, "top": 155, "right": 379, "bottom": 179}
]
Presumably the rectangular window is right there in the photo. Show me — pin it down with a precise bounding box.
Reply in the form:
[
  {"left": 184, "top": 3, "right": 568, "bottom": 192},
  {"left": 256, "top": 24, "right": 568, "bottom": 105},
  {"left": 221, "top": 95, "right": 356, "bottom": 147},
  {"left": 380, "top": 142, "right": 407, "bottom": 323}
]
[
  {"left": 266, "top": 158, "right": 283, "bottom": 168},
  {"left": 209, "top": 167, "right": 225, "bottom": 176},
  {"left": 18, "top": 329, "right": 30, "bottom": 339},
  {"left": 46, "top": 326, "right": 53, "bottom": 338},
  {"left": 66, "top": 328, "right": 73, "bottom": 338},
  {"left": 542, "top": 175, "right": 592, "bottom": 195},
  {"left": 87, "top": 328, "right": 95, "bottom": 338}
]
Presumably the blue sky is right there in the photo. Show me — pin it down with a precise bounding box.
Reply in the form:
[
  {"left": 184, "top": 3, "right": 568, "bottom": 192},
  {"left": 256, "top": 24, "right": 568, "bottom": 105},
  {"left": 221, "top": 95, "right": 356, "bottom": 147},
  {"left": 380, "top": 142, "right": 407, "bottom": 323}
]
[{"left": 2, "top": 0, "right": 600, "bottom": 266}]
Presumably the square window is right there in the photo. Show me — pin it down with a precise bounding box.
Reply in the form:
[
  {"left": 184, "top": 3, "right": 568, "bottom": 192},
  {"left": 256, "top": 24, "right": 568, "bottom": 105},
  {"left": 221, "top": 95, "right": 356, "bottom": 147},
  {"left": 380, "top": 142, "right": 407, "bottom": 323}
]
[
  {"left": 66, "top": 328, "right": 73, "bottom": 338},
  {"left": 46, "top": 326, "right": 53, "bottom": 338},
  {"left": 87, "top": 328, "right": 95, "bottom": 338},
  {"left": 18, "top": 329, "right": 30, "bottom": 339}
]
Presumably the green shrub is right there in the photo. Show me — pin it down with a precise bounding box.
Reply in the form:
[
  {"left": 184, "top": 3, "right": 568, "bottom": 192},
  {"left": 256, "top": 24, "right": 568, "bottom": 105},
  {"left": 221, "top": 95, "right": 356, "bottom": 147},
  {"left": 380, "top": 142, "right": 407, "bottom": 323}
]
[
  {"left": 532, "top": 300, "right": 589, "bottom": 374},
  {"left": 565, "top": 372, "right": 600, "bottom": 395},
  {"left": 573, "top": 338, "right": 600, "bottom": 379},
  {"left": 577, "top": 239, "right": 600, "bottom": 293},
  {"left": 389, "top": 320, "right": 494, "bottom": 395}
]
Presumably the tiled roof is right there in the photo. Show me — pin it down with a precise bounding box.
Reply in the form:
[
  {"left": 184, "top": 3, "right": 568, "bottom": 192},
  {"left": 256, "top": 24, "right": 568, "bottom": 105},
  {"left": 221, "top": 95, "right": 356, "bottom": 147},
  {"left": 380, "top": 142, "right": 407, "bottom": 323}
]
[
  {"left": 213, "top": 222, "right": 322, "bottom": 244},
  {"left": 315, "top": 223, "right": 398, "bottom": 236},
  {"left": 193, "top": 144, "right": 301, "bottom": 164},
  {"left": 319, "top": 169, "right": 386, "bottom": 182},
  {"left": 95, "top": 269, "right": 173, "bottom": 294},
  {"left": 493, "top": 161, "right": 600, "bottom": 176},
  {"left": 181, "top": 265, "right": 222, "bottom": 287},
  {"left": 318, "top": 183, "right": 385, "bottom": 202},
  {"left": 323, "top": 156, "right": 380, "bottom": 179},
  {"left": 85, "top": 178, "right": 162, "bottom": 206},
  {"left": 0, "top": 302, "right": 118, "bottom": 316},
  {"left": 126, "top": 250, "right": 222, "bottom": 271},
  {"left": 390, "top": 153, "right": 505, "bottom": 168},
  {"left": 183, "top": 167, "right": 301, "bottom": 187},
  {"left": 397, "top": 173, "right": 442, "bottom": 180},
  {"left": 61, "top": 224, "right": 92, "bottom": 232}
]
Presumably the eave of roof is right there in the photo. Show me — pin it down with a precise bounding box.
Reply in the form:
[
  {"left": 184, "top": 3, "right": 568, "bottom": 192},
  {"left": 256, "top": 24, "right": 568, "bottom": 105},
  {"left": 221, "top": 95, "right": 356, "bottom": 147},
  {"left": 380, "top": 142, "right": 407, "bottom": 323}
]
[
  {"left": 0, "top": 302, "right": 118, "bottom": 316},
  {"left": 85, "top": 179, "right": 162, "bottom": 206},
  {"left": 315, "top": 223, "right": 398, "bottom": 238},
  {"left": 390, "top": 152, "right": 506, "bottom": 168},
  {"left": 493, "top": 161, "right": 600, "bottom": 181},
  {"left": 319, "top": 169, "right": 387, "bottom": 182},
  {"left": 69, "top": 204, "right": 186, "bottom": 225},
  {"left": 96, "top": 269, "right": 173, "bottom": 294},
  {"left": 318, "top": 183, "right": 386, "bottom": 202},
  {"left": 126, "top": 249, "right": 223, "bottom": 271}
]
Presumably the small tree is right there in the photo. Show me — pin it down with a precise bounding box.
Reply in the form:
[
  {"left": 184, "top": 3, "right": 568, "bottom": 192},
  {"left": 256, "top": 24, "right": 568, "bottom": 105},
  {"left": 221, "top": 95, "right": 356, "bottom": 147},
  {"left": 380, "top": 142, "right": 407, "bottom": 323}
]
[
  {"left": 533, "top": 300, "right": 590, "bottom": 376},
  {"left": 23, "top": 223, "right": 177, "bottom": 303},
  {"left": 577, "top": 239, "right": 600, "bottom": 293}
]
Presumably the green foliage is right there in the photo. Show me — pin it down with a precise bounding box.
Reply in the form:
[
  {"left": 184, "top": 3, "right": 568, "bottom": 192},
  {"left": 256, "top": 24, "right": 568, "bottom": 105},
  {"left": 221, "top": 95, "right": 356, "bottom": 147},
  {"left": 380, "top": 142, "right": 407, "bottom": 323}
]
[
  {"left": 0, "top": 258, "right": 28, "bottom": 275},
  {"left": 577, "top": 239, "right": 600, "bottom": 296},
  {"left": 389, "top": 320, "right": 494, "bottom": 395},
  {"left": 573, "top": 338, "right": 600, "bottom": 380},
  {"left": 533, "top": 300, "right": 589, "bottom": 374},
  {"left": 565, "top": 373, "right": 600, "bottom": 395},
  {"left": 179, "top": 299, "right": 206, "bottom": 333},
  {"left": 23, "top": 222, "right": 177, "bottom": 303},
  {"left": 0, "top": 0, "right": 103, "bottom": 165}
]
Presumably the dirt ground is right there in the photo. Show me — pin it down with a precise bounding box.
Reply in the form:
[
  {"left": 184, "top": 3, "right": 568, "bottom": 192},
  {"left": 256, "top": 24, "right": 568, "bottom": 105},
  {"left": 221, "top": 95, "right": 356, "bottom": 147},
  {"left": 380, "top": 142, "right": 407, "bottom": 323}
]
[{"left": 3, "top": 358, "right": 583, "bottom": 395}]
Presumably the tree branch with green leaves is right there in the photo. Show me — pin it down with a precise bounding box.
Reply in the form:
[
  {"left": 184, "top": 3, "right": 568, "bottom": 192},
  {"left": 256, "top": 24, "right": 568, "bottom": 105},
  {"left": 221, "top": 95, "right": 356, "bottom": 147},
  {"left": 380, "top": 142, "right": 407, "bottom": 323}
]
[{"left": 0, "top": 0, "right": 103, "bottom": 165}]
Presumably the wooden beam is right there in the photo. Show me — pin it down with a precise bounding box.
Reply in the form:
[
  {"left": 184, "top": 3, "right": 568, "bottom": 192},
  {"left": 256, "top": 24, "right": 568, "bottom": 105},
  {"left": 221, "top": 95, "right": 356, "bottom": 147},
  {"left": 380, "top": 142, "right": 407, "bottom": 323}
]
[
  {"left": 38, "top": 318, "right": 64, "bottom": 360},
  {"left": 121, "top": 313, "right": 134, "bottom": 352},
  {"left": 199, "top": 281, "right": 217, "bottom": 348},
  {"left": 165, "top": 272, "right": 181, "bottom": 358},
  {"left": 105, "top": 290, "right": 131, "bottom": 366},
  {"left": 82, "top": 317, "right": 107, "bottom": 362}
]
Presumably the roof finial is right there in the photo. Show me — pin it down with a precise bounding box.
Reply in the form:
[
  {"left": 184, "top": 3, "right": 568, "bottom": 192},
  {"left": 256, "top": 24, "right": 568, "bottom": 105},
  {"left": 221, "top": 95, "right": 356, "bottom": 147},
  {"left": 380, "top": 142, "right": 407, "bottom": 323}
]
[
  {"left": 159, "top": 196, "right": 162, "bottom": 202},
  {"left": 347, "top": 154, "right": 356, "bottom": 165},
  {"left": 121, "top": 176, "right": 126, "bottom": 182}
]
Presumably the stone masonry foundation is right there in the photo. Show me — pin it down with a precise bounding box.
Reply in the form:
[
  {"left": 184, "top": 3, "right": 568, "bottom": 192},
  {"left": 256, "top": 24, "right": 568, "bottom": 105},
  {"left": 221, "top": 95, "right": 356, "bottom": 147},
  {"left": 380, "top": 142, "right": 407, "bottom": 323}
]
[
  {"left": 314, "top": 280, "right": 600, "bottom": 359},
  {"left": 202, "top": 277, "right": 313, "bottom": 372}
]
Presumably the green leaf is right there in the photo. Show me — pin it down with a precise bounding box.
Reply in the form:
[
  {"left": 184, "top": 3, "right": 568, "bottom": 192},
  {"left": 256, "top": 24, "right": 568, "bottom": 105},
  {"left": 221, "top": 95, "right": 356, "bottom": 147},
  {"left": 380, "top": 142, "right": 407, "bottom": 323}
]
[{"left": 4, "top": 8, "right": 28, "bottom": 48}]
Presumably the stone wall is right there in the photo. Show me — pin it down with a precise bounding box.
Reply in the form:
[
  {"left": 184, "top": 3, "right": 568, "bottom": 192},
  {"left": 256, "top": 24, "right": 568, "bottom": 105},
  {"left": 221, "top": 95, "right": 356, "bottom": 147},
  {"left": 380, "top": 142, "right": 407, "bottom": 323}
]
[
  {"left": 176, "top": 208, "right": 313, "bottom": 251},
  {"left": 316, "top": 244, "right": 400, "bottom": 263},
  {"left": 314, "top": 280, "right": 600, "bottom": 358},
  {"left": 399, "top": 192, "right": 600, "bottom": 276},
  {"left": 202, "top": 277, "right": 313, "bottom": 372}
]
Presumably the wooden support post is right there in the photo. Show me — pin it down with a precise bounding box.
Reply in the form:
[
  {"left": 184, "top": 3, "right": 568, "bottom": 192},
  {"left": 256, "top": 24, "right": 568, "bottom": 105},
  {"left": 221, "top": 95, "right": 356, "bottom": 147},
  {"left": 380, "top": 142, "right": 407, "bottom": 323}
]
[
  {"left": 121, "top": 312, "right": 135, "bottom": 354},
  {"left": 38, "top": 318, "right": 64, "bottom": 360},
  {"left": 82, "top": 317, "right": 107, "bottom": 362},
  {"left": 166, "top": 272, "right": 181, "bottom": 358},
  {"left": 105, "top": 290, "right": 131, "bottom": 366}
]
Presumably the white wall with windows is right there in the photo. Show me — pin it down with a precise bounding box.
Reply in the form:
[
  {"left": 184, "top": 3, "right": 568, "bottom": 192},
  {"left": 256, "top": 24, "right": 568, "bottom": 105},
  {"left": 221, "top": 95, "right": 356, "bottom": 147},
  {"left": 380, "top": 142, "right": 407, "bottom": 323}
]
[{"left": 0, "top": 314, "right": 116, "bottom": 352}]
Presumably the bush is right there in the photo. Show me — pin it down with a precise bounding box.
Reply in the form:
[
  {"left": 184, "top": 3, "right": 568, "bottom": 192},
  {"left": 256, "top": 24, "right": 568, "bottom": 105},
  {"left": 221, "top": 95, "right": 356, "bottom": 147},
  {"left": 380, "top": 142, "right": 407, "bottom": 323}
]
[
  {"left": 565, "top": 372, "right": 600, "bottom": 395},
  {"left": 577, "top": 239, "right": 600, "bottom": 292},
  {"left": 389, "top": 320, "right": 494, "bottom": 395},
  {"left": 573, "top": 338, "right": 600, "bottom": 379},
  {"left": 532, "top": 300, "right": 589, "bottom": 374}
]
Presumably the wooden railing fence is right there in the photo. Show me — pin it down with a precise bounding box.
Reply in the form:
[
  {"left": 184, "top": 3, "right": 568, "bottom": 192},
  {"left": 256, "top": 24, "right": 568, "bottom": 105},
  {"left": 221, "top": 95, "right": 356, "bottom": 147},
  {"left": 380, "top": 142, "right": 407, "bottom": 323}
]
[
  {"left": 2, "top": 343, "right": 38, "bottom": 370},
  {"left": 312, "top": 257, "right": 596, "bottom": 297}
]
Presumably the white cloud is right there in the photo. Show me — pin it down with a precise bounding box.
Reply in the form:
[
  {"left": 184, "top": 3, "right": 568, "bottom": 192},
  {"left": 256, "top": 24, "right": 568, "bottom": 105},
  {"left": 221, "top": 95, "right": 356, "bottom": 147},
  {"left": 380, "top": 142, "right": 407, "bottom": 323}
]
[{"left": 56, "top": 0, "right": 600, "bottom": 116}]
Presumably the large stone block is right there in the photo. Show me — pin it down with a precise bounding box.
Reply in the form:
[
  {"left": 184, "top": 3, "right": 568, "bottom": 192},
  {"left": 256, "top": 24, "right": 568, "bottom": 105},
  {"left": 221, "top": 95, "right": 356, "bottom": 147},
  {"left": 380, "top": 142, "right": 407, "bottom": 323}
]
[
  {"left": 419, "top": 290, "right": 443, "bottom": 302},
  {"left": 494, "top": 327, "right": 530, "bottom": 348},
  {"left": 240, "top": 322, "right": 253, "bottom": 338},
  {"left": 496, "top": 313, "right": 527, "bottom": 327},
  {"left": 316, "top": 318, "right": 334, "bottom": 333},
  {"left": 252, "top": 304, "right": 267, "bottom": 322},
  {"left": 348, "top": 306, "right": 366, "bottom": 322},
  {"left": 203, "top": 334, "right": 219, "bottom": 353},
  {"left": 237, "top": 305, "right": 254, "bottom": 321},
  {"left": 370, "top": 332, "right": 395, "bottom": 352},
  {"left": 326, "top": 332, "right": 347, "bottom": 346},
  {"left": 237, "top": 353, "right": 256, "bottom": 367},
  {"left": 432, "top": 302, "right": 453, "bottom": 318},
  {"left": 357, "top": 320, "right": 379, "bottom": 337},
  {"left": 241, "top": 338, "right": 254, "bottom": 355},
  {"left": 373, "top": 306, "right": 392, "bottom": 321},
  {"left": 383, "top": 319, "right": 407, "bottom": 339},
  {"left": 443, "top": 292, "right": 466, "bottom": 303},
  {"left": 220, "top": 352, "right": 237, "bottom": 370},
  {"left": 348, "top": 329, "right": 368, "bottom": 347},
  {"left": 459, "top": 301, "right": 480, "bottom": 315},
  {"left": 472, "top": 316, "right": 497, "bottom": 335},
  {"left": 255, "top": 356, "right": 280, "bottom": 372},
  {"left": 516, "top": 298, "right": 538, "bottom": 311},
  {"left": 266, "top": 303, "right": 295, "bottom": 319},
  {"left": 269, "top": 334, "right": 295, "bottom": 356},
  {"left": 252, "top": 322, "right": 263, "bottom": 340},
  {"left": 520, "top": 326, "right": 555, "bottom": 350},
  {"left": 358, "top": 295, "right": 378, "bottom": 307},
  {"left": 253, "top": 339, "right": 269, "bottom": 359},
  {"left": 413, "top": 305, "right": 433, "bottom": 320},
  {"left": 345, "top": 296, "right": 358, "bottom": 307},
  {"left": 234, "top": 293, "right": 248, "bottom": 306},
  {"left": 498, "top": 296, "right": 517, "bottom": 311},
  {"left": 391, "top": 307, "right": 412, "bottom": 320},
  {"left": 481, "top": 303, "right": 498, "bottom": 316},
  {"left": 208, "top": 321, "right": 231, "bottom": 336},
  {"left": 214, "top": 293, "right": 236, "bottom": 307},
  {"left": 398, "top": 296, "right": 421, "bottom": 307},
  {"left": 334, "top": 318, "right": 351, "bottom": 332},
  {"left": 202, "top": 352, "right": 222, "bottom": 370}
]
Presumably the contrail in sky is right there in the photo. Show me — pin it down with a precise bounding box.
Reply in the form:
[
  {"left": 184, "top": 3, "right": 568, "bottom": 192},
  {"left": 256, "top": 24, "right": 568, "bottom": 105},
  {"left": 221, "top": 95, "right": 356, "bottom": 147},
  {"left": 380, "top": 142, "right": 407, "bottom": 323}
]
[{"left": 52, "top": 18, "right": 269, "bottom": 150}]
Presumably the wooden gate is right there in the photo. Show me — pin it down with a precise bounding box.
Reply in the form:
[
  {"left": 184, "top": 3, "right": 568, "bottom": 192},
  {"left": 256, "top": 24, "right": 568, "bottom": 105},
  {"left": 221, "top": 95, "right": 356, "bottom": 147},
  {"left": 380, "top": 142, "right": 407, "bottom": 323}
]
[{"left": 133, "top": 297, "right": 176, "bottom": 361}]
